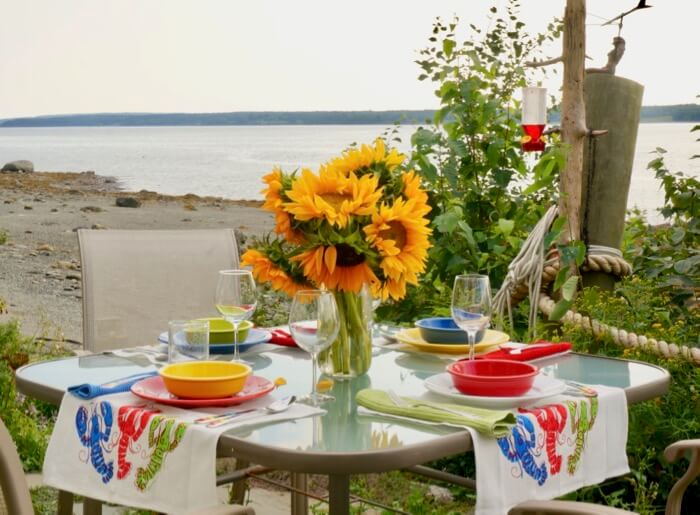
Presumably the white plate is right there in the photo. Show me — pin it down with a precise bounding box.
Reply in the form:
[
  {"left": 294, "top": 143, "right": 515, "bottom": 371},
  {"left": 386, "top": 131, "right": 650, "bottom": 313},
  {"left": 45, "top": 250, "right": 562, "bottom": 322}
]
[{"left": 424, "top": 373, "right": 567, "bottom": 409}]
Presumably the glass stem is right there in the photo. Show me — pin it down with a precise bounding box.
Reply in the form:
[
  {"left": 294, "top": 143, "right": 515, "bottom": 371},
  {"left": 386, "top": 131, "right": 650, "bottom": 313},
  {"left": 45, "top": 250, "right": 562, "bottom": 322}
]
[
  {"left": 232, "top": 320, "right": 239, "bottom": 362},
  {"left": 311, "top": 352, "right": 318, "bottom": 405},
  {"left": 467, "top": 330, "right": 477, "bottom": 360}
]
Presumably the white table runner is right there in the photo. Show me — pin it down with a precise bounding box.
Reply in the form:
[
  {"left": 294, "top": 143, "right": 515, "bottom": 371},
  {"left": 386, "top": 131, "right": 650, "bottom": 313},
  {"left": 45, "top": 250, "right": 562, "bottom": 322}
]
[{"left": 44, "top": 391, "right": 322, "bottom": 514}]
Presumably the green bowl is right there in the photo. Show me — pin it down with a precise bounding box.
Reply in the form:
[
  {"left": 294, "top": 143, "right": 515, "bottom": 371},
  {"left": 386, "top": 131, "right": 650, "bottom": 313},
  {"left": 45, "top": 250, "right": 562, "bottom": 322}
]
[{"left": 196, "top": 318, "right": 252, "bottom": 344}]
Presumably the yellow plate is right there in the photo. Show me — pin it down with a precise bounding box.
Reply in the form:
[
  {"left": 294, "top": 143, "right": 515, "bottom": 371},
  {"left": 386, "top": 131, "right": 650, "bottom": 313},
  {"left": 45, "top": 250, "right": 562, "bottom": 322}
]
[{"left": 395, "top": 328, "right": 509, "bottom": 355}]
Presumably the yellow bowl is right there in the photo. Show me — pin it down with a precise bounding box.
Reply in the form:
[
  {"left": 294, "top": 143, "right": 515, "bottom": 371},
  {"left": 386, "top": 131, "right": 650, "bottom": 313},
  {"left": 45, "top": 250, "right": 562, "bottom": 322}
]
[
  {"left": 193, "top": 318, "right": 252, "bottom": 344},
  {"left": 159, "top": 361, "right": 251, "bottom": 399}
]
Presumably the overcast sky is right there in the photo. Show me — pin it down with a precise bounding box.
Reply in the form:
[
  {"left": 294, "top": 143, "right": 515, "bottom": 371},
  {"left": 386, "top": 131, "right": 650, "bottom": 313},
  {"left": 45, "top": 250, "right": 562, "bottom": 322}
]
[{"left": 1, "top": 0, "right": 698, "bottom": 119}]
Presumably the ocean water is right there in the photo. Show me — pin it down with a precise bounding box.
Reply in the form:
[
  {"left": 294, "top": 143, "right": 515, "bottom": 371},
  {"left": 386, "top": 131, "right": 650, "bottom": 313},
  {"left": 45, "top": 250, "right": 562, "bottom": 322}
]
[{"left": 0, "top": 123, "right": 697, "bottom": 222}]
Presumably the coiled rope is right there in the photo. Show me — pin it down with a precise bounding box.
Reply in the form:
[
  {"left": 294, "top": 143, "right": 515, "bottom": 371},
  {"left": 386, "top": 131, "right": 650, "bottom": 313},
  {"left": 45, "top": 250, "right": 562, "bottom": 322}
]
[{"left": 493, "top": 208, "right": 700, "bottom": 365}]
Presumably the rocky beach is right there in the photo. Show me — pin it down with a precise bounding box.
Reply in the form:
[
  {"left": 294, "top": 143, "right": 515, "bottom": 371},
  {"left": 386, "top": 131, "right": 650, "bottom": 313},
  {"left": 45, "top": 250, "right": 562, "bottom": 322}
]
[{"left": 0, "top": 170, "right": 274, "bottom": 346}]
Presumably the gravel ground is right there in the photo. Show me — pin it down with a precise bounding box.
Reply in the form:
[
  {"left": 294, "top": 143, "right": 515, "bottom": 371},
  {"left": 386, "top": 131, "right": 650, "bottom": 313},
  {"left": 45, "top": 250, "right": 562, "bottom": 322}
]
[{"left": 0, "top": 171, "right": 274, "bottom": 346}]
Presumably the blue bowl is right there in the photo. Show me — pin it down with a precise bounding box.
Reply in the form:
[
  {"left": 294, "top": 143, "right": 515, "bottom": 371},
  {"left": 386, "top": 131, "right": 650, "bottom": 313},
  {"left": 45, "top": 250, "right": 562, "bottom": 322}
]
[{"left": 415, "top": 317, "right": 485, "bottom": 344}]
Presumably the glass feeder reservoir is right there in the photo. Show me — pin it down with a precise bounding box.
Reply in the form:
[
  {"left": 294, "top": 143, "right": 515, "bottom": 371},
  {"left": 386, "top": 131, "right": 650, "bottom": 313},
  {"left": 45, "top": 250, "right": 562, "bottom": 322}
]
[{"left": 521, "top": 87, "right": 547, "bottom": 152}]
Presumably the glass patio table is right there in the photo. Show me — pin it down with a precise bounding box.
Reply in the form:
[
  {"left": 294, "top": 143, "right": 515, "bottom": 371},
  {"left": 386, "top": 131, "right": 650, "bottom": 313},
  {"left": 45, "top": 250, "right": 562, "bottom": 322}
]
[{"left": 16, "top": 346, "right": 670, "bottom": 514}]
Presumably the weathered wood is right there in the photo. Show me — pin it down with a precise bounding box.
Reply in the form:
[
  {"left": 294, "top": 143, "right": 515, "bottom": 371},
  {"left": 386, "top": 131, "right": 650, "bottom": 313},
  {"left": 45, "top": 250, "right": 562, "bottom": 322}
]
[
  {"left": 582, "top": 73, "right": 644, "bottom": 290},
  {"left": 559, "top": 0, "right": 587, "bottom": 243}
]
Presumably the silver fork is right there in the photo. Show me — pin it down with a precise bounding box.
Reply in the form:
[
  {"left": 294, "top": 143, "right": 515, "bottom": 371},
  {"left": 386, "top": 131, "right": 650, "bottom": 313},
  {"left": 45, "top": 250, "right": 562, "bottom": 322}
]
[{"left": 387, "top": 390, "right": 480, "bottom": 420}]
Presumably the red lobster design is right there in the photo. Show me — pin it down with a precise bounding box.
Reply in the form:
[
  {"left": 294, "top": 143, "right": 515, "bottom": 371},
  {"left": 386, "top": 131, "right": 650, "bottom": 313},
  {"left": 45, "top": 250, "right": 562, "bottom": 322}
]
[
  {"left": 116, "top": 405, "right": 160, "bottom": 479},
  {"left": 520, "top": 404, "right": 568, "bottom": 475}
]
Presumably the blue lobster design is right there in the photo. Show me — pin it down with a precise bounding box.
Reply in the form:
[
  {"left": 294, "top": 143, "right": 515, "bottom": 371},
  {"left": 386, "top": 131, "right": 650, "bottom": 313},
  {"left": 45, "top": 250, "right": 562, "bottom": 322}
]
[
  {"left": 75, "top": 401, "right": 114, "bottom": 483},
  {"left": 497, "top": 414, "right": 548, "bottom": 486}
]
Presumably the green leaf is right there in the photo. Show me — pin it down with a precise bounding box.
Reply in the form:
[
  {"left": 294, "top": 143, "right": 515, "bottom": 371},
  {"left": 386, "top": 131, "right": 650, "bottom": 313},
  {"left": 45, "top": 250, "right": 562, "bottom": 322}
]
[
  {"left": 548, "top": 299, "right": 572, "bottom": 321},
  {"left": 560, "top": 275, "right": 579, "bottom": 301},
  {"left": 553, "top": 267, "right": 569, "bottom": 291},
  {"left": 443, "top": 38, "right": 456, "bottom": 58},
  {"left": 544, "top": 217, "right": 566, "bottom": 248},
  {"left": 434, "top": 207, "right": 463, "bottom": 233},
  {"left": 497, "top": 218, "right": 515, "bottom": 238}
]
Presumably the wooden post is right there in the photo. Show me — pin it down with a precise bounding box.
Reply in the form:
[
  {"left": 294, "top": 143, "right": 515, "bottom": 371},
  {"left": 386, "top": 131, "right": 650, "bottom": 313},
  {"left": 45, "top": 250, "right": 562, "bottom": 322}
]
[
  {"left": 559, "top": 0, "right": 587, "bottom": 243},
  {"left": 581, "top": 74, "right": 644, "bottom": 290}
]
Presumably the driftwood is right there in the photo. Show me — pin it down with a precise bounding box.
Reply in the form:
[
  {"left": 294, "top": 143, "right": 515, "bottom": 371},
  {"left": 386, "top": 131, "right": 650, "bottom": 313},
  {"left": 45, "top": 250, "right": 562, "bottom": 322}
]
[{"left": 587, "top": 37, "right": 626, "bottom": 75}]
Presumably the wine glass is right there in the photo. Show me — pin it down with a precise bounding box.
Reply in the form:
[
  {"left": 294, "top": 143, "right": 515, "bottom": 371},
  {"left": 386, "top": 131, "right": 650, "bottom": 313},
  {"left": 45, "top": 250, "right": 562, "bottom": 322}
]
[
  {"left": 215, "top": 269, "right": 257, "bottom": 363},
  {"left": 289, "top": 290, "right": 340, "bottom": 406},
  {"left": 451, "top": 274, "right": 492, "bottom": 360}
]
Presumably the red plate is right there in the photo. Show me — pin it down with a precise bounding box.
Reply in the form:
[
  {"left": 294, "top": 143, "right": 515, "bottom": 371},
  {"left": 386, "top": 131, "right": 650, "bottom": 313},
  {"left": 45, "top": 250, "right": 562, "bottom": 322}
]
[{"left": 130, "top": 375, "right": 274, "bottom": 408}]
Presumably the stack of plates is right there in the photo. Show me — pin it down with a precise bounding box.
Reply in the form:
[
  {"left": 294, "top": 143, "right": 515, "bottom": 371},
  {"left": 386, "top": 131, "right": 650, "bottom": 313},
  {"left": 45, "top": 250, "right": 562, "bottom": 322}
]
[
  {"left": 424, "top": 372, "right": 567, "bottom": 408},
  {"left": 158, "top": 328, "right": 271, "bottom": 354},
  {"left": 394, "top": 328, "right": 509, "bottom": 355}
]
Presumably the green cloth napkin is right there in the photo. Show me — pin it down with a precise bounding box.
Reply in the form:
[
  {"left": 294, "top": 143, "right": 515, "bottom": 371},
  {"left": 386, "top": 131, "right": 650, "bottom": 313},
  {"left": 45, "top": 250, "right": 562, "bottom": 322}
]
[{"left": 356, "top": 389, "right": 516, "bottom": 438}]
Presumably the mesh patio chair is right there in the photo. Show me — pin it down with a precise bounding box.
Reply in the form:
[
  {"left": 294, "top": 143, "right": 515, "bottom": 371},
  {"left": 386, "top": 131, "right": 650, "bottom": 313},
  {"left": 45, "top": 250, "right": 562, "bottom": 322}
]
[
  {"left": 0, "top": 418, "right": 255, "bottom": 515},
  {"left": 78, "top": 228, "right": 239, "bottom": 352},
  {"left": 508, "top": 439, "right": 700, "bottom": 515}
]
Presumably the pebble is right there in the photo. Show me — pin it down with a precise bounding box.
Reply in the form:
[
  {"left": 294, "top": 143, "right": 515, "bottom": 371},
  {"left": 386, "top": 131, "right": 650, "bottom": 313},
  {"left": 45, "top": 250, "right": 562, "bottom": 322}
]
[
  {"left": 427, "top": 485, "right": 454, "bottom": 503},
  {"left": 66, "top": 273, "right": 81, "bottom": 281},
  {"left": 36, "top": 244, "right": 54, "bottom": 252},
  {"left": 80, "top": 206, "right": 104, "bottom": 213},
  {"left": 91, "top": 224, "right": 107, "bottom": 230},
  {"left": 115, "top": 197, "right": 141, "bottom": 208},
  {"left": 51, "top": 208, "right": 59, "bottom": 212},
  {"left": 24, "top": 205, "right": 32, "bottom": 210},
  {"left": 54, "top": 260, "right": 79, "bottom": 270}
]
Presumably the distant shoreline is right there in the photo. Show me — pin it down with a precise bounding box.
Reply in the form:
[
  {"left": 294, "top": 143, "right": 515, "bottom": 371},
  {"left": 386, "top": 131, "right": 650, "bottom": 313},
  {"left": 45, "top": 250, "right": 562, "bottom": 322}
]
[{"left": 1, "top": 105, "right": 698, "bottom": 127}]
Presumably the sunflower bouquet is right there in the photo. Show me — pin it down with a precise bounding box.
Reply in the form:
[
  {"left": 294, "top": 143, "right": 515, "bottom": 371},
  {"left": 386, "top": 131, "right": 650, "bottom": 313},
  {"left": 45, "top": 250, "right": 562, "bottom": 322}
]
[{"left": 242, "top": 139, "right": 432, "bottom": 377}]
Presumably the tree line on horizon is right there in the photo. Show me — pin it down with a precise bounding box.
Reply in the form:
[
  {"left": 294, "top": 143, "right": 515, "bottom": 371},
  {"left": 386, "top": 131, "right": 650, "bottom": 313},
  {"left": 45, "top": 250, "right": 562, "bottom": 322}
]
[{"left": 0, "top": 105, "right": 698, "bottom": 127}]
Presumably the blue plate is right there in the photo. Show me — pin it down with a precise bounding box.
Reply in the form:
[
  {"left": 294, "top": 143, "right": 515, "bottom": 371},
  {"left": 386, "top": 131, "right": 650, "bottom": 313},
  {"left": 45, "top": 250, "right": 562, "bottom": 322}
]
[{"left": 158, "top": 328, "right": 271, "bottom": 354}]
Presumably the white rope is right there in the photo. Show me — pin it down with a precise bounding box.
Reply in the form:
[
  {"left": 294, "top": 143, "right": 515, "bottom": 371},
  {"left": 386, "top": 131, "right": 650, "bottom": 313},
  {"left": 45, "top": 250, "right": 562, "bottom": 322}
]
[{"left": 493, "top": 205, "right": 558, "bottom": 339}]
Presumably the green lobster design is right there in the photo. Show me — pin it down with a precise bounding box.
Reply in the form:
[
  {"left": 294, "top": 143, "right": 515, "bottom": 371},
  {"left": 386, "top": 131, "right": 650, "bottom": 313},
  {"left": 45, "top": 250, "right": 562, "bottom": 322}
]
[
  {"left": 135, "top": 415, "right": 187, "bottom": 491},
  {"left": 565, "top": 397, "right": 599, "bottom": 475}
]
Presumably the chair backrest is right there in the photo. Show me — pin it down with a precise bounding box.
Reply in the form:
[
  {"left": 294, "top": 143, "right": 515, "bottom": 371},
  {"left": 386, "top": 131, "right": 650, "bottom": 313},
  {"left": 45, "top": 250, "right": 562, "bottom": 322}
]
[
  {"left": 0, "top": 418, "right": 34, "bottom": 515},
  {"left": 79, "top": 229, "right": 239, "bottom": 351}
]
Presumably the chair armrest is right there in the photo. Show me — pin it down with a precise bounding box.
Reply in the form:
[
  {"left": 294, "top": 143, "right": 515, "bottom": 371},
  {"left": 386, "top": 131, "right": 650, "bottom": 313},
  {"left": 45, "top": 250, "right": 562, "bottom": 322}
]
[
  {"left": 664, "top": 439, "right": 700, "bottom": 464},
  {"left": 508, "top": 500, "right": 634, "bottom": 515},
  {"left": 664, "top": 439, "right": 700, "bottom": 515}
]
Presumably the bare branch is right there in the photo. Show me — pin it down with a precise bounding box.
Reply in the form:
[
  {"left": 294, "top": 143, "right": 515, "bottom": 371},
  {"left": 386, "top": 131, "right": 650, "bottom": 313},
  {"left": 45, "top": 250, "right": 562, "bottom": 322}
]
[
  {"left": 588, "top": 129, "right": 609, "bottom": 137},
  {"left": 525, "top": 56, "right": 563, "bottom": 68},
  {"left": 543, "top": 127, "right": 561, "bottom": 136}
]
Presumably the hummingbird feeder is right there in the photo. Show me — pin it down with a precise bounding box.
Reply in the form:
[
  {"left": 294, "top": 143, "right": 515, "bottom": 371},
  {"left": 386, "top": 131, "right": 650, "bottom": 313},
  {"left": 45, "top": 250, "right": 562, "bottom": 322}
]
[{"left": 521, "top": 87, "right": 547, "bottom": 152}]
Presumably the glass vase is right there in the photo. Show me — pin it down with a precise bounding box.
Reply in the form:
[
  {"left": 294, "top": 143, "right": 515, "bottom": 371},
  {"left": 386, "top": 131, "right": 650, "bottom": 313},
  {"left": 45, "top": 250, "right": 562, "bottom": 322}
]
[{"left": 319, "top": 284, "right": 373, "bottom": 379}]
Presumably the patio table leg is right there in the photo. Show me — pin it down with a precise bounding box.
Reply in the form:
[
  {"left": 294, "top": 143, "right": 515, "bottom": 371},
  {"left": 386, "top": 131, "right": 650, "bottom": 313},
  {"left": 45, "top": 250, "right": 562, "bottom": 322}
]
[
  {"left": 83, "top": 497, "right": 102, "bottom": 515},
  {"left": 291, "top": 473, "right": 308, "bottom": 515},
  {"left": 328, "top": 474, "right": 350, "bottom": 514},
  {"left": 57, "top": 490, "right": 73, "bottom": 515}
]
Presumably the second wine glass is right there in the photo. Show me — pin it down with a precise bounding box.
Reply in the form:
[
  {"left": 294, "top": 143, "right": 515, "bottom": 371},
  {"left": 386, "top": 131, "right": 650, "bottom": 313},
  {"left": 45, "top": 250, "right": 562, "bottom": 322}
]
[
  {"left": 215, "top": 269, "right": 257, "bottom": 363},
  {"left": 451, "top": 274, "right": 492, "bottom": 360},
  {"left": 289, "top": 290, "right": 340, "bottom": 406}
]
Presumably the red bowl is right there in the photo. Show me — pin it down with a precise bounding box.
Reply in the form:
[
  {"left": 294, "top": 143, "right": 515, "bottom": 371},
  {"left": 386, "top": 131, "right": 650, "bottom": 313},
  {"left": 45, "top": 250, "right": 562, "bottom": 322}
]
[{"left": 446, "top": 359, "right": 538, "bottom": 397}]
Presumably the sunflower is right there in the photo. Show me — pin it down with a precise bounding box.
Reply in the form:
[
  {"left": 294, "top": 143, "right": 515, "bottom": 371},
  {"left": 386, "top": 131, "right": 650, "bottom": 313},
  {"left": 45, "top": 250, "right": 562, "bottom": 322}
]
[
  {"left": 363, "top": 197, "right": 431, "bottom": 283},
  {"left": 283, "top": 167, "right": 382, "bottom": 228},
  {"left": 241, "top": 249, "right": 309, "bottom": 297},
  {"left": 261, "top": 168, "right": 304, "bottom": 243},
  {"left": 371, "top": 277, "right": 407, "bottom": 302},
  {"left": 401, "top": 170, "right": 431, "bottom": 216},
  {"left": 292, "top": 244, "right": 379, "bottom": 293},
  {"left": 327, "top": 139, "right": 405, "bottom": 177}
]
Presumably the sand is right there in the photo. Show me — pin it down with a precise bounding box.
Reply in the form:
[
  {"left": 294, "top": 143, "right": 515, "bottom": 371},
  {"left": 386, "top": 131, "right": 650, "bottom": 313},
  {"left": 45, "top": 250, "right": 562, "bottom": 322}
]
[{"left": 0, "top": 171, "right": 274, "bottom": 345}]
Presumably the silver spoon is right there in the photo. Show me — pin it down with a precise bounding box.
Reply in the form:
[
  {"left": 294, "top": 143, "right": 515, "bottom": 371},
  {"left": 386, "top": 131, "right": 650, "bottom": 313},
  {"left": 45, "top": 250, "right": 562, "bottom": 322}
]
[{"left": 197, "top": 396, "right": 297, "bottom": 428}]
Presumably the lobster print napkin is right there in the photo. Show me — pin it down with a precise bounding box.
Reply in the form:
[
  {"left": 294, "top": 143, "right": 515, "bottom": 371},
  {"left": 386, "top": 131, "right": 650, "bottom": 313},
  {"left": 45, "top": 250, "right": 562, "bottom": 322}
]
[
  {"left": 469, "top": 384, "right": 629, "bottom": 515},
  {"left": 43, "top": 391, "right": 321, "bottom": 514}
]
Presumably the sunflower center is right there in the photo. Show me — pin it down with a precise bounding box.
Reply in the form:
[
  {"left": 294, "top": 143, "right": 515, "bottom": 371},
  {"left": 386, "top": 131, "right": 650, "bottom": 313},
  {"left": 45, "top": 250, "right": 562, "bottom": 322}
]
[
  {"left": 336, "top": 244, "right": 365, "bottom": 267},
  {"left": 379, "top": 222, "right": 407, "bottom": 250},
  {"left": 320, "top": 192, "right": 352, "bottom": 209}
]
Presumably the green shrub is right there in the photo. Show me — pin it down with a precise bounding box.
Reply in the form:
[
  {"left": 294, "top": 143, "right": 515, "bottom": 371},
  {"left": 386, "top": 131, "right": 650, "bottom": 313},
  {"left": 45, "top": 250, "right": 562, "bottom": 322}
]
[{"left": 0, "top": 320, "right": 68, "bottom": 471}]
